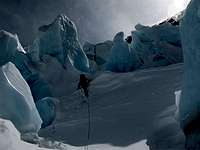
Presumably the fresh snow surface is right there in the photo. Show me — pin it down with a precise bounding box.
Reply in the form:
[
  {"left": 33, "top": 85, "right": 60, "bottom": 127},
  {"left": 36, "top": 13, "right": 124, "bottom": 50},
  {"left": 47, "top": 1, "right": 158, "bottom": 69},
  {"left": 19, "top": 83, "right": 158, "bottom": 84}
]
[
  {"left": 0, "top": 117, "right": 149, "bottom": 150},
  {"left": 39, "top": 63, "right": 183, "bottom": 150},
  {"left": 0, "top": 118, "right": 47, "bottom": 150}
]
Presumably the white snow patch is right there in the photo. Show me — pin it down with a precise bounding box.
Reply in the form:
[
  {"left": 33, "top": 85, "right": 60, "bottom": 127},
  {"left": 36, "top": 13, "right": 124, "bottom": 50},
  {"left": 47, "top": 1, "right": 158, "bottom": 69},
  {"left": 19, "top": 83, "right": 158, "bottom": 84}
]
[{"left": 86, "top": 140, "right": 149, "bottom": 150}]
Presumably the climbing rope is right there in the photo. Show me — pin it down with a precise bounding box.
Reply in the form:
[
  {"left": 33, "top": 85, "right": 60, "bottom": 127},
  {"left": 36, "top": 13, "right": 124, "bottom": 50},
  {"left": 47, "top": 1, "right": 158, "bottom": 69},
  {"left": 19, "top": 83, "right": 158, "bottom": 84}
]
[
  {"left": 87, "top": 96, "right": 91, "bottom": 141},
  {"left": 80, "top": 90, "right": 91, "bottom": 150},
  {"left": 84, "top": 96, "right": 91, "bottom": 150}
]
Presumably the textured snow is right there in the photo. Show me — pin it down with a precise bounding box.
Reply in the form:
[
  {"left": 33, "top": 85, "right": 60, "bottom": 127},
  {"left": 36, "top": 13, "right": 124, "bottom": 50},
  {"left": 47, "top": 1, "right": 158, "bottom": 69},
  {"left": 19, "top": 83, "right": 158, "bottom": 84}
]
[
  {"left": 0, "top": 117, "right": 149, "bottom": 150},
  {"left": 29, "top": 14, "right": 89, "bottom": 73},
  {"left": 40, "top": 63, "right": 183, "bottom": 149},
  {"left": 0, "top": 118, "right": 58, "bottom": 150},
  {"left": 0, "top": 62, "right": 42, "bottom": 134},
  {"left": 147, "top": 105, "right": 185, "bottom": 150}
]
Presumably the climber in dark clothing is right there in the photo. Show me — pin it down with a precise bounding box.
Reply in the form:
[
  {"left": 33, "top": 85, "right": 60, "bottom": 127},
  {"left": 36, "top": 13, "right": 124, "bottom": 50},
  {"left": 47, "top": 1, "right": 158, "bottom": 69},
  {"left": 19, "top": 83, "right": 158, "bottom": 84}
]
[
  {"left": 125, "top": 36, "right": 132, "bottom": 44},
  {"left": 77, "top": 74, "right": 91, "bottom": 98}
]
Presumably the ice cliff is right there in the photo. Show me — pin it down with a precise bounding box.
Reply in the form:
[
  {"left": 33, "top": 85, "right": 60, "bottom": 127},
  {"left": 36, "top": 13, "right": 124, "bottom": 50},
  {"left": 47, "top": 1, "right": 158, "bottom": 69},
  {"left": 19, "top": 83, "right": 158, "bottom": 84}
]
[
  {"left": 29, "top": 14, "right": 90, "bottom": 73},
  {"left": 179, "top": 0, "right": 200, "bottom": 149},
  {"left": 83, "top": 13, "right": 183, "bottom": 73}
]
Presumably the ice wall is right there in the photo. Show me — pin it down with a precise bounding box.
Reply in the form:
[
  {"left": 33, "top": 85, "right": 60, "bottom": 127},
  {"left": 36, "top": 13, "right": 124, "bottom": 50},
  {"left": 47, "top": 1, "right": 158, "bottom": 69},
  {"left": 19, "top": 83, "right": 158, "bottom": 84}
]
[{"left": 29, "top": 14, "right": 90, "bottom": 73}]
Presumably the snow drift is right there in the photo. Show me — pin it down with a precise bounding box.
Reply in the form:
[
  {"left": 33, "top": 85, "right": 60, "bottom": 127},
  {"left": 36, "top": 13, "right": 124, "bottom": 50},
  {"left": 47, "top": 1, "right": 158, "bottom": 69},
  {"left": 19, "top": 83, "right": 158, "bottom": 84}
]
[{"left": 0, "top": 117, "right": 75, "bottom": 150}]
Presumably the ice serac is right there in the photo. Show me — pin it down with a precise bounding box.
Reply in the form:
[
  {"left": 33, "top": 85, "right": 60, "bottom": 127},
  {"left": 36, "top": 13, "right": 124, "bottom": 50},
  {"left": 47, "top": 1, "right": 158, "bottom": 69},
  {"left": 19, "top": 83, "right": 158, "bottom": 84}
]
[
  {"left": 180, "top": 0, "right": 200, "bottom": 148},
  {"left": 83, "top": 41, "right": 113, "bottom": 72},
  {"left": 35, "top": 97, "right": 56, "bottom": 128},
  {"left": 0, "top": 30, "right": 42, "bottom": 134},
  {"left": 83, "top": 41, "right": 113, "bottom": 65},
  {"left": 0, "top": 30, "right": 56, "bottom": 129},
  {"left": 12, "top": 51, "right": 53, "bottom": 102},
  {"left": 29, "top": 14, "right": 90, "bottom": 73},
  {"left": 0, "top": 30, "right": 18, "bottom": 66},
  {"left": 106, "top": 32, "right": 140, "bottom": 72},
  {"left": 12, "top": 48, "right": 56, "bottom": 129},
  {"left": 0, "top": 30, "right": 52, "bottom": 102},
  {"left": 131, "top": 21, "right": 183, "bottom": 68},
  {"left": 0, "top": 62, "right": 42, "bottom": 134}
]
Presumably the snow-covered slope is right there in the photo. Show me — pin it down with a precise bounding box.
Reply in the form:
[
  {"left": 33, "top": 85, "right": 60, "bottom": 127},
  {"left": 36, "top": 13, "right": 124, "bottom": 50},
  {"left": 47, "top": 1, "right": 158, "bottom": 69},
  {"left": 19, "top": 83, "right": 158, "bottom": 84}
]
[
  {"left": 0, "top": 11, "right": 188, "bottom": 150},
  {"left": 0, "top": 117, "right": 84, "bottom": 150},
  {"left": 39, "top": 63, "right": 183, "bottom": 149},
  {"left": 0, "top": 118, "right": 48, "bottom": 150},
  {"left": 147, "top": 105, "right": 185, "bottom": 150}
]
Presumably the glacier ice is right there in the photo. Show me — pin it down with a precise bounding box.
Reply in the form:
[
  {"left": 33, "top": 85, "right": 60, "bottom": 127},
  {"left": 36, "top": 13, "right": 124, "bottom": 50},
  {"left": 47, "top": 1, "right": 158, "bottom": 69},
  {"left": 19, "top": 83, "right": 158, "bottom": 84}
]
[
  {"left": 35, "top": 97, "right": 56, "bottom": 128},
  {"left": 83, "top": 41, "right": 113, "bottom": 65},
  {"left": 159, "top": 11, "right": 184, "bottom": 26},
  {"left": 29, "top": 14, "right": 90, "bottom": 73},
  {"left": 12, "top": 51, "right": 56, "bottom": 129},
  {"left": 0, "top": 31, "right": 42, "bottom": 134},
  {"left": 12, "top": 51, "right": 53, "bottom": 102},
  {"left": 0, "top": 30, "right": 19, "bottom": 66},
  {"left": 83, "top": 41, "right": 113, "bottom": 72},
  {"left": 106, "top": 32, "right": 140, "bottom": 72},
  {"left": 0, "top": 30, "right": 53, "bottom": 102},
  {"left": 180, "top": 0, "right": 200, "bottom": 148},
  {"left": 0, "top": 30, "right": 56, "bottom": 128},
  {"left": 130, "top": 23, "right": 183, "bottom": 68},
  {"left": 87, "top": 14, "right": 184, "bottom": 73},
  {"left": 175, "top": 90, "right": 181, "bottom": 120},
  {"left": 179, "top": 0, "right": 200, "bottom": 130},
  {"left": 0, "top": 62, "right": 42, "bottom": 134}
]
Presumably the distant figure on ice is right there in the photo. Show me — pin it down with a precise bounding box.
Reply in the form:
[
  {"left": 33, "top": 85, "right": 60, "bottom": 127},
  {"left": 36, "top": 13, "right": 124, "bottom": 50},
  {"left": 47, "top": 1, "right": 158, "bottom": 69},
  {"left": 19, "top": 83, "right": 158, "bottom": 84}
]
[
  {"left": 78, "top": 74, "right": 91, "bottom": 98},
  {"left": 125, "top": 36, "right": 132, "bottom": 44}
]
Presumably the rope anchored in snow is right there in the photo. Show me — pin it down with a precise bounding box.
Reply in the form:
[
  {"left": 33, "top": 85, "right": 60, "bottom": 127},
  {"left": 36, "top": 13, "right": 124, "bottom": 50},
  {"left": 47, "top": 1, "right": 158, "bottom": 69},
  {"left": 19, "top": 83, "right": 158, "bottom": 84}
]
[
  {"left": 87, "top": 96, "right": 91, "bottom": 141},
  {"left": 77, "top": 74, "right": 92, "bottom": 150},
  {"left": 84, "top": 96, "right": 91, "bottom": 150},
  {"left": 79, "top": 90, "right": 92, "bottom": 150}
]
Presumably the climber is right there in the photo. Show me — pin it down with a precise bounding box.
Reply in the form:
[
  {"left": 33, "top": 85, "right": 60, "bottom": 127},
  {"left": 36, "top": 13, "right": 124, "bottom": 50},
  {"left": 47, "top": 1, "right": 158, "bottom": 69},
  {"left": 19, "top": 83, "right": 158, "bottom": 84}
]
[
  {"left": 77, "top": 74, "right": 91, "bottom": 98},
  {"left": 125, "top": 36, "right": 132, "bottom": 44}
]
